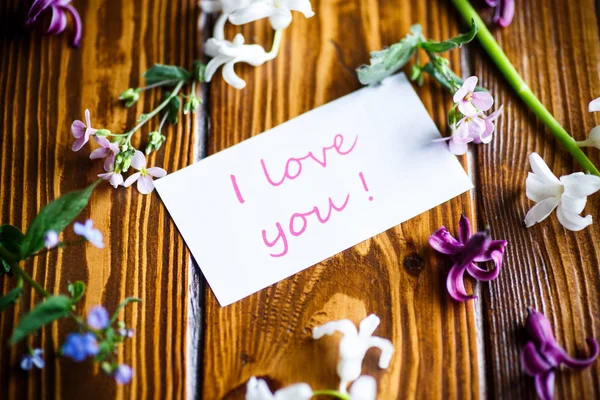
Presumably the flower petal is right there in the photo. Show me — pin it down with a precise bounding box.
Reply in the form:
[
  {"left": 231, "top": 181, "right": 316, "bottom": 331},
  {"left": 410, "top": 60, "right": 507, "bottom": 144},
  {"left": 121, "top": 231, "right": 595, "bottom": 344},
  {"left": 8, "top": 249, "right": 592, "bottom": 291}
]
[
  {"left": 312, "top": 319, "right": 357, "bottom": 339},
  {"left": 130, "top": 151, "right": 146, "bottom": 170},
  {"left": 137, "top": 175, "right": 155, "bottom": 194},
  {"left": 457, "top": 101, "right": 478, "bottom": 118},
  {"left": 229, "top": 2, "right": 274, "bottom": 26},
  {"left": 246, "top": 377, "right": 275, "bottom": 400},
  {"left": 47, "top": 7, "right": 67, "bottom": 35},
  {"left": 446, "top": 264, "right": 476, "bottom": 301},
  {"left": 287, "top": 0, "right": 315, "bottom": 17},
  {"left": 358, "top": 314, "right": 380, "bottom": 338},
  {"left": 458, "top": 214, "right": 471, "bottom": 244},
  {"left": 471, "top": 91, "right": 494, "bottom": 112},
  {"left": 448, "top": 137, "right": 469, "bottom": 155},
  {"left": 560, "top": 173, "right": 600, "bottom": 198},
  {"left": 588, "top": 97, "right": 600, "bottom": 112},
  {"left": 524, "top": 197, "right": 560, "bottom": 228},
  {"left": 556, "top": 203, "right": 593, "bottom": 231},
  {"left": 496, "top": 0, "right": 515, "bottom": 27},
  {"left": 204, "top": 54, "right": 229, "bottom": 82},
  {"left": 466, "top": 262, "right": 500, "bottom": 281},
  {"left": 123, "top": 172, "right": 141, "bottom": 188},
  {"left": 555, "top": 338, "right": 599, "bottom": 369},
  {"left": 348, "top": 375, "right": 377, "bottom": 400},
  {"left": 89, "top": 147, "right": 109, "bottom": 160},
  {"left": 521, "top": 342, "right": 553, "bottom": 376},
  {"left": 273, "top": 383, "right": 313, "bottom": 400},
  {"left": 269, "top": 9, "right": 293, "bottom": 30},
  {"left": 71, "top": 136, "right": 88, "bottom": 152},
  {"left": 109, "top": 173, "right": 124, "bottom": 189},
  {"left": 71, "top": 120, "right": 86, "bottom": 138},
  {"left": 222, "top": 61, "right": 247, "bottom": 90},
  {"left": 146, "top": 167, "right": 167, "bottom": 178},
  {"left": 560, "top": 194, "right": 587, "bottom": 215},
  {"left": 526, "top": 173, "right": 562, "bottom": 202},
  {"left": 429, "top": 227, "right": 462, "bottom": 255},
  {"left": 529, "top": 153, "right": 560, "bottom": 184},
  {"left": 534, "top": 370, "right": 555, "bottom": 400}
]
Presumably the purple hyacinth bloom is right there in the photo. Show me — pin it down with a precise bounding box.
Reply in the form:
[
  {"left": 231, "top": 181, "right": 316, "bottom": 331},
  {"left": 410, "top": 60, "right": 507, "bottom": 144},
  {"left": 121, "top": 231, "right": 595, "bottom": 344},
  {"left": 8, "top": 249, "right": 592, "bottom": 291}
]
[
  {"left": 114, "top": 364, "right": 133, "bottom": 384},
  {"left": 26, "top": 0, "right": 82, "bottom": 47},
  {"left": 61, "top": 332, "right": 99, "bottom": 362},
  {"left": 86, "top": 306, "right": 109, "bottom": 330},
  {"left": 521, "top": 309, "right": 598, "bottom": 400},
  {"left": 429, "top": 214, "right": 507, "bottom": 301},
  {"left": 485, "top": 0, "right": 515, "bottom": 27},
  {"left": 20, "top": 349, "right": 45, "bottom": 370}
]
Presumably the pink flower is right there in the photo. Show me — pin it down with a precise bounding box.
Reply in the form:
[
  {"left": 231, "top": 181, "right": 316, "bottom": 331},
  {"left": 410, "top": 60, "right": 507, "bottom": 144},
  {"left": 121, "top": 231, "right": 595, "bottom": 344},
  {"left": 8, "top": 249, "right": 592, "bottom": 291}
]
[
  {"left": 98, "top": 171, "right": 124, "bottom": 189},
  {"left": 123, "top": 151, "right": 167, "bottom": 194},
  {"left": 71, "top": 109, "right": 97, "bottom": 151},
  {"left": 90, "top": 136, "right": 120, "bottom": 171},
  {"left": 26, "top": 0, "right": 83, "bottom": 47},
  {"left": 476, "top": 105, "right": 504, "bottom": 144},
  {"left": 453, "top": 76, "right": 494, "bottom": 116}
]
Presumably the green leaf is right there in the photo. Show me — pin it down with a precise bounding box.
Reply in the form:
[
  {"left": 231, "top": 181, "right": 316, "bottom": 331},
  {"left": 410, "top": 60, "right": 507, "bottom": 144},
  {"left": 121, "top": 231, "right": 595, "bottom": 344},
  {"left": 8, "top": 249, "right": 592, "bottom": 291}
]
[
  {"left": 67, "top": 281, "right": 86, "bottom": 303},
  {"left": 0, "top": 287, "right": 24, "bottom": 312},
  {"left": 357, "top": 24, "right": 422, "bottom": 86},
  {"left": 10, "top": 295, "right": 72, "bottom": 344},
  {"left": 142, "top": 64, "right": 191, "bottom": 86},
  {"left": 0, "top": 225, "right": 24, "bottom": 273},
  {"left": 110, "top": 297, "right": 141, "bottom": 324},
  {"left": 420, "top": 19, "right": 478, "bottom": 53},
  {"left": 20, "top": 182, "right": 98, "bottom": 258},
  {"left": 162, "top": 92, "right": 181, "bottom": 125}
]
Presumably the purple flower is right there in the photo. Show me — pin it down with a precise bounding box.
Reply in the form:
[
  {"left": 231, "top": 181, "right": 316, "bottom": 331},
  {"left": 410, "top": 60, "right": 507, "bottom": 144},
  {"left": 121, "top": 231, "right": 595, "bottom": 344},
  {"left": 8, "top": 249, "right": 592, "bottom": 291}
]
[
  {"left": 453, "top": 76, "right": 494, "bottom": 117},
  {"left": 521, "top": 309, "right": 599, "bottom": 400},
  {"left": 429, "top": 214, "right": 507, "bottom": 301},
  {"left": 114, "top": 364, "right": 133, "bottom": 384},
  {"left": 20, "top": 349, "right": 44, "bottom": 370},
  {"left": 71, "top": 109, "right": 97, "bottom": 152},
  {"left": 86, "top": 306, "right": 109, "bottom": 330},
  {"left": 74, "top": 219, "right": 104, "bottom": 248},
  {"left": 43, "top": 230, "right": 59, "bottom": 248},
  {"left": 26, "top": 0, "right": 82, "bottom": 47},
  {"left": 90, "top": 136, "right": 120, "bottom": 172},
  {"left": 118, "top": 328, "right": 134, "bottom": 338},
  {"left": 61, "top": 332, "right": 99, "bottom": 362},
  {"left": 98, "top": 171, "right": 124, "bottom": 189},
  {"left": 485, "top": 0, "right": 515, "bottom": 27}
]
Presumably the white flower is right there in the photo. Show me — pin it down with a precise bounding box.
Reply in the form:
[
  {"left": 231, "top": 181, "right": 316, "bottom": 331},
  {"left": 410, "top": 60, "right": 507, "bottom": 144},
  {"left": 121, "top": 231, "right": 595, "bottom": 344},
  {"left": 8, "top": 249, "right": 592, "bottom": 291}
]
[
  {"left": 577, "top": 97, "right": 600, "bottom": 149},
  {"left": 199, "top": 0, "right": 223, "bottom": 13},
  {"left": 524, "top": 152, "right": 600, "bottom": 231},
  {"left": 98, "top": 171, "right": 124, "bottom": 189},
  {"left": 204, "top": 33, "right": 274, "bottom": 89},
  {"left": 348, "top": 376, "right": 377, "bottom": 400},
  {"left": 228, "top": 0, "right": 315, "bottom": 30},
  {"left": 313, "top": 314, "right": 394, "bottom": 393},
  {"left": 122, "top": 151, "right": 167, "bottom": 194},
  {"left": 245, "top": 376, "right": 312, "bottom": 400}
]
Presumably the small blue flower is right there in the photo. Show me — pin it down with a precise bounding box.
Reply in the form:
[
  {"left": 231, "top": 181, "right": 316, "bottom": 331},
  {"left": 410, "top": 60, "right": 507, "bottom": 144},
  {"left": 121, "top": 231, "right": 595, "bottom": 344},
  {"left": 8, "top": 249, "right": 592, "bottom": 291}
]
[
  {"left": 87, "top": 306, "right": 109, "bottom": 330},
  {"left": 61, "top": 332, "right": 99, "bottom": 362},
  {"left": 74, "top": 220, "right": 104, "bottom": 248},
  {"left": 43, "top": 230, "right": 59, "bottom": 248},
  {"left": 20, "top": 349, "right": 44, "bottom": 370},
  {"left": 114, "top": 364, "right": 133, "bottom": 384}
]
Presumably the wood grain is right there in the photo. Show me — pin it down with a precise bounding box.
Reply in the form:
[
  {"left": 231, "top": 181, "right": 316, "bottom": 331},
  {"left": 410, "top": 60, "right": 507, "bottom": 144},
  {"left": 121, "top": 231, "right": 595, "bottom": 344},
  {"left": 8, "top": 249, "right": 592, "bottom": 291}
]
[
  {"left": 0, "top": 0, "right": 199, "bottom": 398},
  {"left": 201, "top": 1, "right": 483, "bottom": 398},
  {"left": 471, "top": 0, "right": 600, "bottom": 398}
]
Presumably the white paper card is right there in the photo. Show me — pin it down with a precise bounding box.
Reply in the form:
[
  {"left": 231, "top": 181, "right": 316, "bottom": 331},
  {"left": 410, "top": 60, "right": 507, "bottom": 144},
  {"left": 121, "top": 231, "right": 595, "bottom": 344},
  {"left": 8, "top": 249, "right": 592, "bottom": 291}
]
[{"left": 154, "top": 74, "right": 473, "bottom": 306}]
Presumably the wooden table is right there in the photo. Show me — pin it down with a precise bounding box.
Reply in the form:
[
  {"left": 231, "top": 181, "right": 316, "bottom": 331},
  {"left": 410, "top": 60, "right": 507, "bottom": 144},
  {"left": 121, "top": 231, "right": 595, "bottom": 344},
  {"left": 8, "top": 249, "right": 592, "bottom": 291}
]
[{"left": 1, "top": 0, "right": 599, "bottom": 398}]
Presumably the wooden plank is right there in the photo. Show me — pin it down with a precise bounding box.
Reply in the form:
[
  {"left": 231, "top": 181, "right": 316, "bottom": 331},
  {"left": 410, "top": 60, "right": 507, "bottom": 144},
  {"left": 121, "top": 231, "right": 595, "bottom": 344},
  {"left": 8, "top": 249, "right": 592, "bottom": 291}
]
[
  {"left": 472, "top": 0, "right": 600, "bottom": 398},
  {"left": 201, "top": 2, "right": 484, "bottom": 398},
  {"left": 0, "top": 0, "right": 199, "bottom": 398}
]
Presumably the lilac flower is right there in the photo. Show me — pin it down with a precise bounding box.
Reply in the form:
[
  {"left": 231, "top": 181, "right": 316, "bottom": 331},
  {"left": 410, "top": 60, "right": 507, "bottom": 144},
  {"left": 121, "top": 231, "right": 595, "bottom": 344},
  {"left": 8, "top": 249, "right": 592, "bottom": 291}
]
[
  {"left": 90, "top": 136, "right": 120, "bottom": 172},
  {"left": 62, "top": 332, "right": 99, "bottom": 362},
  {"left": 453, "top": 76, "right": 494, "bottom": 117},
  {"left": 71, "top": 109, "right": 97, "bottom": 151},
  {"left": 122, "top": 151, "right": 167, "bottom": 195},
  {"left": 74, "top": 219, "right": 104, "bottom": 248},
  {"left": 429, "top": 214, "right": 507, "bottom": 301},
  {"left": 86, "top": 306, "right": 109, "bottom": 330},
  {"left": 114, "top": 364, "right": 134, "bottom": 385},
  {"left": 485, "top": 0, "right": 515, "bottom": 28},
  {"left": 521, "top": 309, "right": 598, "bottom": 400},
  {"left": 26, "top": 0, "right": 82, "bottom": 47},
  {"left": 98, "top": 171, "right": 124, "bottom": 189},
  {"left": 118, "top": 328, "right": 135, "bottom": 338},
  {"left": 43, "top": 230, "right": 59, "bottom": 248},
  {"left": 20, "top": 349, "right": 45, "bottom": 370}
]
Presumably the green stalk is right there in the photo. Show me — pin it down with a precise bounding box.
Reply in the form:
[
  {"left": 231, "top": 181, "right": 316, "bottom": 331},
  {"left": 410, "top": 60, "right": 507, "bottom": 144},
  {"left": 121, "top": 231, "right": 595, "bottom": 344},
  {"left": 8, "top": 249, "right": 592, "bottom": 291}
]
[
  {"left": 312, "top": 390, "right": 350, "bottom": 399},
  {"left": 450, "top": 0, "right": 600, "bottom": 176}
]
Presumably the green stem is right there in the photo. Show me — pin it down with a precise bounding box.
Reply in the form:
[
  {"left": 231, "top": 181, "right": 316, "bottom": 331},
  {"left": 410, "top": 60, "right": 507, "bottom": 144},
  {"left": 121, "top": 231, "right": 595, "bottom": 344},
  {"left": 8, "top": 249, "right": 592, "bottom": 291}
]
[
  {"left": 450, "top": 0, "right": 600, "bottom": 176},
  {"left": 125, "top": 80, "right": 186, "bottom": 143},
  {"left": 11, "top": 263, "right": 51, "bottom": 298},
  {"left": 269, "top": 29, "right": 284, "bottom": 58},
  {"left": 312, "top": 390, "right": 349, "bottom": 399}
]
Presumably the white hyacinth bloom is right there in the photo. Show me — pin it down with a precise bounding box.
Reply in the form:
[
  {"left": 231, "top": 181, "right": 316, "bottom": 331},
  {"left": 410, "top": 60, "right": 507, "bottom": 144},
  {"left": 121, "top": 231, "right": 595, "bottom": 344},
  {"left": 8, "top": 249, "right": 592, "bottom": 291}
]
[
  {"left": 245, "top": 377, "right": 312, "bottom": 400},
  {"left": 228, "top": 0, "right": 315, "bottom": 30},
  {"left": 313, "top": 314, "right": 394, "bottom": 394},
  {"left": 524, "top": 152, "right": 600, "bottom": 231},
  {"left": 577, "top": 97, "right": 600, "bottom": 149},
  {"left": 204, "top": 33, "right": 274, "bottom": 89},
  {"left": 589, "top": 97, "right": 600, "bottom": 113}
]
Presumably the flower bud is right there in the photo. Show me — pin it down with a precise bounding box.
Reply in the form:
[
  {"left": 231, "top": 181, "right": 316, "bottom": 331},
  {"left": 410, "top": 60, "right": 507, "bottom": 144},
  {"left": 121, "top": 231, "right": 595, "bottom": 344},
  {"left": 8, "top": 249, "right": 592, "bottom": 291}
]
[
  {"left": 525, "top": 308, "right": 556, "bottom": 347},
  {"left": 145, "top": 131, "right": 166, "bottom": 155},
  {"left": 119, "top": 88, "right": 141, "bottom": 108},
  {"left": 95, "top": 129, "right": 112, "bottom": 137}
]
